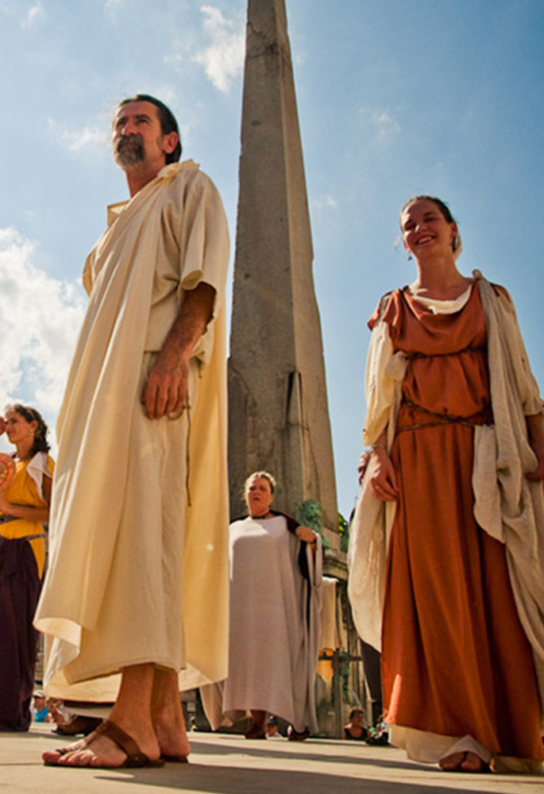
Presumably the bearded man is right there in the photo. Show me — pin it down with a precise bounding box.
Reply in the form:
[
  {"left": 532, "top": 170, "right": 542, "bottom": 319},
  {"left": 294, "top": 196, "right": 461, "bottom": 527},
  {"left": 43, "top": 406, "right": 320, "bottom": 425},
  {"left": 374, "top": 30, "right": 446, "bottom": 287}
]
[{"left": 36, "top": 95, "right": 230, "bottom": 769}]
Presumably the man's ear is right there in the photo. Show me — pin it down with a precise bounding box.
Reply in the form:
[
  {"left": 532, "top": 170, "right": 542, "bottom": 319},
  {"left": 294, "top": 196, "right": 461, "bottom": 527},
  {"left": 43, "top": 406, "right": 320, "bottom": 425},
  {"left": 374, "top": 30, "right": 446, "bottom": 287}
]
[{"left": 162, "top": 131, "right": 179, "bottom": 156}]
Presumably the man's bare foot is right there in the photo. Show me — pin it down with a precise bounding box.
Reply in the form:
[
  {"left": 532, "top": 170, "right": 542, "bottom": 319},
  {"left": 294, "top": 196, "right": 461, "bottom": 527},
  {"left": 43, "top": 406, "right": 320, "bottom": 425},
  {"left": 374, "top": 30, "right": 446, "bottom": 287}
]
[
  {"left": 152, "top": 706, "right": 190, "bottom": 759},
  {"left": 42, "top": 720, "right": 161, "bottom": 768},
  {"left": 151, "top": 670, "right": 191, "bottom": 759},
  {"left": 43, "top": 730, "right": 129, "bottom": 767}
]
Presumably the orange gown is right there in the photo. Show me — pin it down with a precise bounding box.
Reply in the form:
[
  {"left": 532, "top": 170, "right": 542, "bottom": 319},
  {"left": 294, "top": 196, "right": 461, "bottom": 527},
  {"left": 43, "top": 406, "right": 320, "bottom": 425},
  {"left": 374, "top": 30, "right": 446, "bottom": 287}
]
[{"left": 376, "top": 286, "right": 543, "bottom": 761}]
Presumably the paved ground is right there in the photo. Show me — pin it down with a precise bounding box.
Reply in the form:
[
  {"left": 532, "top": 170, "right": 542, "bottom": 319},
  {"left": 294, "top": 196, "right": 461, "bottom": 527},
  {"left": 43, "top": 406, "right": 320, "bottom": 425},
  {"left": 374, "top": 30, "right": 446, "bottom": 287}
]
[{"left": 1, "top": 724, "right": 542, "bottom": 794}]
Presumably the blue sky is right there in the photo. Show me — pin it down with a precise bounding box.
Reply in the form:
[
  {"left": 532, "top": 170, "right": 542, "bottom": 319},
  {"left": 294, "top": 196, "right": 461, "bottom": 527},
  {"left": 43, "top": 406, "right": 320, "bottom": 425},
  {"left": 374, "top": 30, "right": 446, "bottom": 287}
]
[{"left": 0, "top": 0, "right": 543, "bottom": 519}]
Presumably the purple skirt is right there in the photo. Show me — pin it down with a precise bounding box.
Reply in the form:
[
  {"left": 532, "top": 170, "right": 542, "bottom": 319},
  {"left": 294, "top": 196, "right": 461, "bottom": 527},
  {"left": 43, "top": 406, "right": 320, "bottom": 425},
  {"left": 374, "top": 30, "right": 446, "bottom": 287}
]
[{"left": 0, "top": 537, "right": 41, "bottom": 731}]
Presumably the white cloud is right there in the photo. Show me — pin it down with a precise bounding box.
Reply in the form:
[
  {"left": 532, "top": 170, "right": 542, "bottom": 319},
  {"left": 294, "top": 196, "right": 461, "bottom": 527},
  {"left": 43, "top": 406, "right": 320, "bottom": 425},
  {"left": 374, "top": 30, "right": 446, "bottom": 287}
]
[
  {"left": 313, "top": 195, "right": 338, "bottom": 211},
  {"left": 48, "top": 118, "right": 109, "bottom": 157},
  {"left": 359, "top": 108, "right": 401, "bottom": 147},
  {"left": 192, "top": 5, "right": 245, "bottom": 93},
  {"left": 23, "top": 1, "right": 44, "bottom": 27},
  {"left": 104, "top": 0, "right": 123, "bottom": 15},
  {"left": 0, "top": 227, "right": 86, "bottom": 439}
]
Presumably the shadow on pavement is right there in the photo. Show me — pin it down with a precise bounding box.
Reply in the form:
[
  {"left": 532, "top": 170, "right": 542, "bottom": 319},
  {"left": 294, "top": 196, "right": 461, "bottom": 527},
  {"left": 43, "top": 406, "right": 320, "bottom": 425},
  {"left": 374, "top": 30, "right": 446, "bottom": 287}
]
[
  {"left": 95, "top": 763, "right": 497, "bottom": 794},
  {"left": 191, "top": 736, "right": 437, "bottom": 773}
]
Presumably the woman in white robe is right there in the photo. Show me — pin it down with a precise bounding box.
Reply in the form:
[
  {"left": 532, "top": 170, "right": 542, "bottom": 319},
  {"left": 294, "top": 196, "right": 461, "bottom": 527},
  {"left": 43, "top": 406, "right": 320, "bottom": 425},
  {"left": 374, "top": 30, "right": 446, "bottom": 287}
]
[{"left": 204, "top": 471, "right": 322, "bottom": 739}]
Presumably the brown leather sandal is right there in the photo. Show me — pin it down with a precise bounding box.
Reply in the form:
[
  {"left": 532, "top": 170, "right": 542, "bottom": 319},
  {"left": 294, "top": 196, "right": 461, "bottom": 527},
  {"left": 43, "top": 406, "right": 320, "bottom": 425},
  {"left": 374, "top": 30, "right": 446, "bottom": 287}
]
[{"left": 44, "top": 719, "right": 165, "bottom": 768}]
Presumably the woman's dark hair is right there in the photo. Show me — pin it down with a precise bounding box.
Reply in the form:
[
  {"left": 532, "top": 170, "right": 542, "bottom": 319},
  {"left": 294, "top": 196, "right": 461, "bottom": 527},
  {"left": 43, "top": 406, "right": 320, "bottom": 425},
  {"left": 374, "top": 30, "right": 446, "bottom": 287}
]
[
  {"left": 116, "top": 94, "right": 182, "bottom": 164},
  {"left": 349, "top": 707, "right": 365, "bottom": 720},
  {"left": 400, "top": 195, "right": 460, "bottom": 252},
  {"left": 5, "top": 404, "right": 50, "bottom": 455}
]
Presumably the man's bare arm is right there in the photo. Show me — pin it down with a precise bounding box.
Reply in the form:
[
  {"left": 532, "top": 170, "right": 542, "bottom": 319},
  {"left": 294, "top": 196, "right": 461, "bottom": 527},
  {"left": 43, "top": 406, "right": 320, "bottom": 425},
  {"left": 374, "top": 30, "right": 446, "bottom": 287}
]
[{"left": 142, "top": 282, "right": 216, "bottom": 420}]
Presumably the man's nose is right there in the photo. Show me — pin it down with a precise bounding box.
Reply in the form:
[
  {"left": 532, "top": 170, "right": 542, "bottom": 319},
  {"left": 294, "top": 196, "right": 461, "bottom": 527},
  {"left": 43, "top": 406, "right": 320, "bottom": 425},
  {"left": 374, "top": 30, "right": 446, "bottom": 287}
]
[{"left": 120, "top": 119, "right": 136, "bottom": 135}]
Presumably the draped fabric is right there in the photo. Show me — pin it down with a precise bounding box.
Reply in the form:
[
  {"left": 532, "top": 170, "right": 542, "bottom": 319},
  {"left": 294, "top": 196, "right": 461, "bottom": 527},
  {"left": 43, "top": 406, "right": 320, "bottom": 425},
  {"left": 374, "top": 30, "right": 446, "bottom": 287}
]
[
  {"left": 202, "top": 515, "right": 322, "bottom": 733},
  {"left": 349, "top": 275, "right": 544, "bottom": 767},
  {"left": 381, "top": 286, "right": 543, "bottom": 762},
  {"left": 35, "top": 162, "right": 230, "bottom": 700}
]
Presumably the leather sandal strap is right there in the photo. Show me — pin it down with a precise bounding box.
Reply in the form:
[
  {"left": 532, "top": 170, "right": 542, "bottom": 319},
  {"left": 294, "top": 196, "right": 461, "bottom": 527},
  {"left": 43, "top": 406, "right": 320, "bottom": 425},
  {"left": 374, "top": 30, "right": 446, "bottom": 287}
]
[{"left": 94, "top": 720, "right": 149, "bottom": 765}]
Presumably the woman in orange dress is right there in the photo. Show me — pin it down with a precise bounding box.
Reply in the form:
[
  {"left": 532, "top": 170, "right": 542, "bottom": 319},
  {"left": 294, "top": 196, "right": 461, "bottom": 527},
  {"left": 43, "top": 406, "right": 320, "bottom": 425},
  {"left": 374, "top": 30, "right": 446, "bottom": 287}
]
[
  {"left": 354, "top": 197, "right": 544, "bottom": 773},
  {"left": 0, "top": 404, "right": 53, "bottom": 731}
]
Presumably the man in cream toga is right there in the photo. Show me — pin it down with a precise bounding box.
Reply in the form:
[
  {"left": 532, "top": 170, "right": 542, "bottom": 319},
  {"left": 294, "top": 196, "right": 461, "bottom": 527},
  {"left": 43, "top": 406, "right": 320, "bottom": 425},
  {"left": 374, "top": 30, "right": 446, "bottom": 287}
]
[{"left": 36, "top": 95, "right": 230, "bottom": 768}]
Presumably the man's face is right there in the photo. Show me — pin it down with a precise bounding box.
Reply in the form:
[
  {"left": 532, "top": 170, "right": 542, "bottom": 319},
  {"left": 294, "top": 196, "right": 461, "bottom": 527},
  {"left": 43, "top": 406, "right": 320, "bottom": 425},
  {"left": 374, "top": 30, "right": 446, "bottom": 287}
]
[{"left": 112, "top": 100, "right": 170, "bottom": 170}]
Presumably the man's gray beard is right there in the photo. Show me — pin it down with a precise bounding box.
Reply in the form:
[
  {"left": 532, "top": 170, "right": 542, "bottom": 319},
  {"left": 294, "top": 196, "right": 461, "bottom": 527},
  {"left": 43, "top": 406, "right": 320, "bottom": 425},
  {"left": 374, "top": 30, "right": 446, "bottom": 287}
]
[{"left": 114, "top": 134, "right": 145, "bottom": 167}]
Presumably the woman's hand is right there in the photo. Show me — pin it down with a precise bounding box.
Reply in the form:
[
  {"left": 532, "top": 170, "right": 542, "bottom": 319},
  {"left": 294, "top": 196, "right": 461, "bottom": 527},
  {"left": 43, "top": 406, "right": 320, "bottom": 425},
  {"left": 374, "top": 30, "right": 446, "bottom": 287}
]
[
  {"left": 296, "top": 525, "right": 319, "bottom": 555},
  {"left": 526, "top": 413, "right": 544, "bottom": 482},
  {"left": 296, "top": 525, "right": 317, "bottom": 544},
  {"left": 369, "top": 446, "right": 399, "bottom": 501}
]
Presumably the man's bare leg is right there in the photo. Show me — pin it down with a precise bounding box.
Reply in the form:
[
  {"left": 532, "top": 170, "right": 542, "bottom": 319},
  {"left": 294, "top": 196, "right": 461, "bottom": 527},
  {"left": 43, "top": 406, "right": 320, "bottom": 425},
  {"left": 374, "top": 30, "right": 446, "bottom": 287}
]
[
  {"left": 42, "top": 663, "right": 161, "bottom": 767},
  {"left": 151, "top": 668, "right": 190, "bottom": 758}
]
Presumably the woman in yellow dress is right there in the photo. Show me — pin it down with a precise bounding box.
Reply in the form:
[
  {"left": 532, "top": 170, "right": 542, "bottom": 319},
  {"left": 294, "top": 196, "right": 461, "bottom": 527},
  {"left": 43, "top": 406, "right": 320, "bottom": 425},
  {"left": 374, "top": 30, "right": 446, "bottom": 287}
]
[{"left": 0, "top": 404, "right": 53, "bottom": 731}]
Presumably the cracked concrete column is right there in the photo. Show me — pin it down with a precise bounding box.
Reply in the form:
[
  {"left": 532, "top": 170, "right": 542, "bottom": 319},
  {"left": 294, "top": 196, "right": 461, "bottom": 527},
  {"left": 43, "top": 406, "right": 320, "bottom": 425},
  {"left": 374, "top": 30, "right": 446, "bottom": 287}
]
[{"left": 229, "top": 0, "right": 339, "bottom": 550}]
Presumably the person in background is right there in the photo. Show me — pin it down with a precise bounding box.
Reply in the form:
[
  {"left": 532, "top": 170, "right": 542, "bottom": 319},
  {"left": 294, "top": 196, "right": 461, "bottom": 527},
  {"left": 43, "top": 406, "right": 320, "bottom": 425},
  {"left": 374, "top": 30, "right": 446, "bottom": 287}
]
[
  {"left": 0, "top": 404, "right": 53, "bottom": 732},
  {"left": 343, "top": 707, "right": 369, "bottom": 741},
  {"left": 33, "top": 692, "right": 51, "bottom": 723},
  {"left": 202, "top": 471, "right": 322, "bottom": 741}
]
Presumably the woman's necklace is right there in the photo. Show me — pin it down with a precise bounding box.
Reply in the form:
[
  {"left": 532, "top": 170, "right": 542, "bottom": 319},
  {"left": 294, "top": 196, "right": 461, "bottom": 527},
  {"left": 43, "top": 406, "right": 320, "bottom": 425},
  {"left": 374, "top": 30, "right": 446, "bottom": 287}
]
[{"left": 251, "top": 511, "right": 272, "bottom": 520}]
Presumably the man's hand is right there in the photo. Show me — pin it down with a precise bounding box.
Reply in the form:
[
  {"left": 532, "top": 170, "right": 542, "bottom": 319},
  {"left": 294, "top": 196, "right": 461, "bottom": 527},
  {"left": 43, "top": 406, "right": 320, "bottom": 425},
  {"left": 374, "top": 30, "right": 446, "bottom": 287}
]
[
  {"left": 141, "top": 282, "right": 216, "bottom": 420},
  {"left": 142, "top": 349, "right": 190, "bottom": 420}
]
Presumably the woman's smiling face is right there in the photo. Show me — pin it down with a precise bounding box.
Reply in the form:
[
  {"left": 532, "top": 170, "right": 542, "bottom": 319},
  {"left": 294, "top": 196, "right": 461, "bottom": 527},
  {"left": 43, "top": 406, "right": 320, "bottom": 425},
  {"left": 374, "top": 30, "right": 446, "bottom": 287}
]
[{"left": 401, "top": 198, "right": 457, "bottom": 261}]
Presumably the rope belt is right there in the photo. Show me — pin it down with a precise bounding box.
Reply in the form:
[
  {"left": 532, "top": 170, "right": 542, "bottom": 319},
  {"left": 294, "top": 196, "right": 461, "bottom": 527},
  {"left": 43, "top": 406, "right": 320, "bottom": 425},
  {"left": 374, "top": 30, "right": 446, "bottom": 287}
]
[
  {"left": 407, "top": 344, "right": 486, "bottom": 360},
  {"left": 397, "top": 399, "right": 491, "bottom": 433}
]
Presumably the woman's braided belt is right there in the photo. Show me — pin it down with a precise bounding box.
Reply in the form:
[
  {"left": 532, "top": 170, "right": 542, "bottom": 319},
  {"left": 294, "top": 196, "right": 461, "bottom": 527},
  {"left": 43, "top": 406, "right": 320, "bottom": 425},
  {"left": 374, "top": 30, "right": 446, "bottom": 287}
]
[
  {"left": 396, "top": 399, "right": 491, "bottom": 433},
  {"left": 396, "top": 344, "right": 490, "bottom": 432}
]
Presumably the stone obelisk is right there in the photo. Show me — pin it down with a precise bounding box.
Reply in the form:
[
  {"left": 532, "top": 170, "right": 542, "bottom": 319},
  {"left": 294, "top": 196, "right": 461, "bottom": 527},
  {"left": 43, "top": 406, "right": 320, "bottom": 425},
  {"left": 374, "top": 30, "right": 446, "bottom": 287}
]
[{"left": 229, "top": 0, "right": 339, "bottom": 547}]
